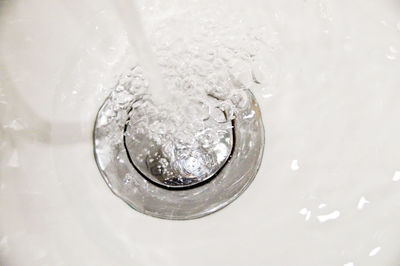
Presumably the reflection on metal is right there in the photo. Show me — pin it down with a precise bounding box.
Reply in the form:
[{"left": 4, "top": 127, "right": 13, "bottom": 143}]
[
  {"left": 93, "top": 90, "right": 264, "bottom": 220},
  {"left": 124, "top": 110, "right": 234, "bottom": 190}
]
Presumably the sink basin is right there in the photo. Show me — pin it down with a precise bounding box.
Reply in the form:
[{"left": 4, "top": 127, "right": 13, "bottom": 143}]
[{"left": 1, "top": 0, "right": 400, "bottom": 265}]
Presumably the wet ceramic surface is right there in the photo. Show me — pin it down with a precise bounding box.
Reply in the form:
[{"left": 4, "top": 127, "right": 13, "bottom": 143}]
[{"left": 1, "top": 0, "right": 400, "bottom": 265}]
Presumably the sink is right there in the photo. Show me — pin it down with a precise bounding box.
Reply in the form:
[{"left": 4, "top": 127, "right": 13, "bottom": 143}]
[{"left": 1, "top": 0, "right": 400, "bottom": 265}]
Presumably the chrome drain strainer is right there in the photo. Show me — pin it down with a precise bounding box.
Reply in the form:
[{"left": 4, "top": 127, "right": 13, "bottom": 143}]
[
  {"left": 94, "top": 86, "right": 264, "bottom": 220},
  {"left": 123, "top": 108, "right": 234, "bottom": 190}
]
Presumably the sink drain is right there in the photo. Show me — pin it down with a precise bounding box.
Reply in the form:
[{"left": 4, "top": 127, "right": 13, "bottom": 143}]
[
  {"left": 93, "top": 68, "right": 264, "bottom": 220},
  {"left": 123, "top": 105, "right": 235, "bottom": 189}
]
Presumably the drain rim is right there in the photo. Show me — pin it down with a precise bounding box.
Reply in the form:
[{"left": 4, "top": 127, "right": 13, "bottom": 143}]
[{"left": 93, "top": 89, "right": 265, "bottom": 220}]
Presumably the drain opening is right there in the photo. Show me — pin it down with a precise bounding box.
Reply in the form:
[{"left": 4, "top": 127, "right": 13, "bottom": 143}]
[
  {"left": 123, "top": 117, "right": 236, "bottom": 190},
  {"left": 93, "top": 66, "right": 264, "bottom": 220}
]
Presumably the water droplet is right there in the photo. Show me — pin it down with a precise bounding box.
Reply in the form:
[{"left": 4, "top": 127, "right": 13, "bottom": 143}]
[
  {"left": 243, "top": 110, "right": 255, "bottom": 120},
  {"left": 291, "top": 160, "right": 299, "bottom": 171},
  {"left": 357, "top": 196, "right": 370, "bottom": 210},
  {"left": 392, "top": 171, "right": 400, "bottom": 182},
  {"left": 299, "top": 208, "right": 311, "bottom": 221},
  {"left": 299, "top": 208, "right": 308, "bottom": 215},
  {"left": 369, "top": 246, "right": 381, "bottom": 257},
  {"left": 317, "top": 210, "right": 340, "bottom": 223},
  {"left": 123, "top": 174, "right": 132, "bottom": 184},
  {"left": 386, "top": 54, "right": 396, "bottom": 60}
]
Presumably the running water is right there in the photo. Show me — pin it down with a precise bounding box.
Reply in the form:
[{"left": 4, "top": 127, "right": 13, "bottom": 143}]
[
  {"left": 113, "top": 0, "right": 172, "bottom": 104},
  {"left": 99, "top": 0, "right": 274, "bottom": 183}
]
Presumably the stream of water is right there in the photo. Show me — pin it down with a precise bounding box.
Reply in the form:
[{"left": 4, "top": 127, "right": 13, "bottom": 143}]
[
  {"left": 113, "top": 0, "right": 171, "bottom": 104},
  {"left": 101, "top": 0, "right": 269, "bottom": 185}
]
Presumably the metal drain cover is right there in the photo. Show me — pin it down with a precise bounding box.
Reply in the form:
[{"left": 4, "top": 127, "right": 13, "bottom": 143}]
[
  {"left": 124, "top": 109, "right": 234, "bottom": 189},
  {"left": 94, "top": 90, "right": 264, "bottom": 220}
]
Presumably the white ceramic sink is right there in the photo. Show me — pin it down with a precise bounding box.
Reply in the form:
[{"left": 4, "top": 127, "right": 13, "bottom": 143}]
[{"left": 1, "top": 0, "right": 400, "bottom": 265}]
